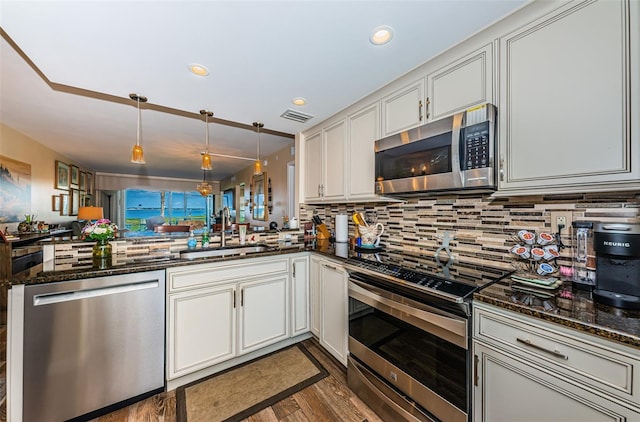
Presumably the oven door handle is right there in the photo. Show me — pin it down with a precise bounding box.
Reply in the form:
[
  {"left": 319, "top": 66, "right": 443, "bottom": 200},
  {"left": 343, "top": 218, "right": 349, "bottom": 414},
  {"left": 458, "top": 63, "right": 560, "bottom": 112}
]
[{"left": 349, "top": 278, "right": 468, "bottom": 349}]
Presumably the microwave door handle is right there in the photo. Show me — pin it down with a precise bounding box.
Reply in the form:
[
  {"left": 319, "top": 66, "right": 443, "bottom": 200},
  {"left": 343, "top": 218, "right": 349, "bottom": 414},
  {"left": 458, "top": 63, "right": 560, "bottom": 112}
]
[{"left": 450, "top": 112, "right": 464, "bottom": 188}]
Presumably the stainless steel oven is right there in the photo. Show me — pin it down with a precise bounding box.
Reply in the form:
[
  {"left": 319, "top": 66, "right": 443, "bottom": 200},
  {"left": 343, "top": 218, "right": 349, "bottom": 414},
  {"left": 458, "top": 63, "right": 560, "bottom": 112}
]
[{"left": 344, "top": 255, "right": 512, "bottom": 422}]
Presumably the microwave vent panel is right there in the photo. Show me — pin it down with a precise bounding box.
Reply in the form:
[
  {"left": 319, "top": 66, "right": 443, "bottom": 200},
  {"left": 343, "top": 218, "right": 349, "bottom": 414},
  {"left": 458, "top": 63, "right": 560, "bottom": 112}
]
[{"left": 281, "top": 108, "right": 314, "bottom": 123}]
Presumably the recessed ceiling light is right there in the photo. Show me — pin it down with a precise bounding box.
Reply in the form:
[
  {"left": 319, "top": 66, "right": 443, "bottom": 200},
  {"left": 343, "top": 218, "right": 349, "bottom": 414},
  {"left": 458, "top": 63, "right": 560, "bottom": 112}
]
[
  {"left": 292, "top": 97, "right": 307, "bottom": 106},
  {"left": 188, "top": 63, "right": 209, "bottom": 76},
  {"left": 370, "top": 25, "right": 394, "bottom": 45}
]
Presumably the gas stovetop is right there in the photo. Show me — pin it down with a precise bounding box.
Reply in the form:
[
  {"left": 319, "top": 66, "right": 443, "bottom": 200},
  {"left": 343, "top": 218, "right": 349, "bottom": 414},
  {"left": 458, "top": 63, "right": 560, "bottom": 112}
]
[{"left": 345, "top": 252, "right": 514, "bottom": 304}]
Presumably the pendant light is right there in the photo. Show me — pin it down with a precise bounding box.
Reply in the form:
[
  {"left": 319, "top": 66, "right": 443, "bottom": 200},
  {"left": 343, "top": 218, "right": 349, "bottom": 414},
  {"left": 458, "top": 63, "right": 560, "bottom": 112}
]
[
  {"left": 130, "top": 93, "right": 148, "bottom": 164},
  {"left": 197, "top": 170, "right": 213, "bottom": 197},
  {"left": 200, "top": 109, "right": 214, "bottom": 170},
  {"left": 253, "top": 121, "right": 264, "bottom": 175}
]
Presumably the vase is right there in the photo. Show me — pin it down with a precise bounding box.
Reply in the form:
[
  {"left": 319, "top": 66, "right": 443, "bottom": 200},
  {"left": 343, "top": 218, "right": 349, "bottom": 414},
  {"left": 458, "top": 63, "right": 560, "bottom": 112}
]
[{"left": 93, "top": 239, "right": 112, "bottom": 269}]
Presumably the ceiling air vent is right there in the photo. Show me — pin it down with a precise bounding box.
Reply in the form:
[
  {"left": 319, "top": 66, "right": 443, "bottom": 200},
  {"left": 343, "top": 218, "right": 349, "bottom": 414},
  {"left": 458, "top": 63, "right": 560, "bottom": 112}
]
[{"left": 280, "top": 108, "right": 314, "bottom": 123}]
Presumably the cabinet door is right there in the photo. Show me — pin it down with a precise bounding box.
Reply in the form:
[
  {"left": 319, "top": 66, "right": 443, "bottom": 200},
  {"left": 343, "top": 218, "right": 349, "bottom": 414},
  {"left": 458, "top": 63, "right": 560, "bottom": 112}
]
[
  {"left": 238, "top": 274, "right": 289, "bottom": 354},
  {"left": 347, "top": 102, "right": 379, "bottom": 200},
  {"left": 309, "top": 256, "right": 321, "bottom": 337},
  {"left": 381, "top": 78, "right": 425, "bottom": 137},
  {"left": 322, "top": 119, "right": 347, "bottom": 200},
  {"left": 319, "top": 261, "right": 348, "bottom": 366},
  {"left": 303, "top": 131, "right": 323, "bottom": 202},
  {"left": 167, "top": 284, "right": 236, "bottom": 379},
  {"left": 473, "top": 342, "right": 639, "bottom": 421},
  {"left": 290, "top": 255, "right": 310, "bottom": 337},
  {"left": 427, "top": 43, "right": 493, "bottom": 121},
  {"left": 498, "top": 0, "right": 640, "bottom": 195}
]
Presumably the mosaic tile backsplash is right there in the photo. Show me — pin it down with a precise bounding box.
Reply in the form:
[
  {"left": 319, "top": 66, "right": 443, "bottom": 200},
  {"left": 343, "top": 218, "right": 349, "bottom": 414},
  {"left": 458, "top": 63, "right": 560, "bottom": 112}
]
[{"left": 300, "top": 192, "right": 640, "bottom": 271}]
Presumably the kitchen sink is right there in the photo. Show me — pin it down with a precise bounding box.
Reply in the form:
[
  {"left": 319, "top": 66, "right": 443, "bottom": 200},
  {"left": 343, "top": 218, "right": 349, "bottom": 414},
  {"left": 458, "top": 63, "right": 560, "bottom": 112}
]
[{"left": 180, "top": 244, "right": 273, "bottom": 260}]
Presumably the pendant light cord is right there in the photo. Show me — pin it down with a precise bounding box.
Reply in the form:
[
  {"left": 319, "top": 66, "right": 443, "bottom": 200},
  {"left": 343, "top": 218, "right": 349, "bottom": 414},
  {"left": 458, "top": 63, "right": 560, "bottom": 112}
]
[{"left": 136, "top": 97, "right": 142, "bottom": 146}]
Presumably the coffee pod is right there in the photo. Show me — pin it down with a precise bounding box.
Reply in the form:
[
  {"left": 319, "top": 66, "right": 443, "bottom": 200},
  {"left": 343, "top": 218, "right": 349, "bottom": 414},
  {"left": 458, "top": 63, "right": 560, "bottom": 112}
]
[
  {"left": 537, "top": 232, "right": 555, "bottom": 246},
  {"left": 537, "top": 262, "right": 555, "bottom": 275},
  {"left": 531, "top": 247, "right": 545, "bottom": 261},
  {"left": 518, "top": 230, "right": 535, "bottom": 245},
  {"left": 543, "top": 245, "right": 560, "bottom": 260},
  {"left": 511, "top": 245, "right": 530, "bottom": 259}
]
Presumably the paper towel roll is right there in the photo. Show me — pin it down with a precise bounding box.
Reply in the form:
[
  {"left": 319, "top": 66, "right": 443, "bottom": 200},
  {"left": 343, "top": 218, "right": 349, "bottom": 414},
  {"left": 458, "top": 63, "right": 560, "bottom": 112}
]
[{"left": 335, "top": 214, "right": 348, "bottom": 243}]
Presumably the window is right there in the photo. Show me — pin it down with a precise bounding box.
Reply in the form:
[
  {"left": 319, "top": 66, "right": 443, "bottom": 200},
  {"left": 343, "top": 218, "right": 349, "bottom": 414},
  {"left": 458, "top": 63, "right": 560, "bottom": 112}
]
[{"left": 124, "top": 189, "right": 212, "bottom": 231}]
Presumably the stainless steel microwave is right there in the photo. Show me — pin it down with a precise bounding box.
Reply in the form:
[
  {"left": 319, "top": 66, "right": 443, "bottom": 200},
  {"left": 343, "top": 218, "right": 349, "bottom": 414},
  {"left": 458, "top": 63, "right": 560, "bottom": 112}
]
[{"left": 375, "top": 103, "right": 497, "bottom": 196}]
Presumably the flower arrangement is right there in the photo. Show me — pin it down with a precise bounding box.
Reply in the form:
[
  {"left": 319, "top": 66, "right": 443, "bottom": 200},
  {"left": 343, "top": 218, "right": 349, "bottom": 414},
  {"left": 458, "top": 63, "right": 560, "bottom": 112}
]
[{"left": 82, "top": 219, "right": 118, "bottom": 242}]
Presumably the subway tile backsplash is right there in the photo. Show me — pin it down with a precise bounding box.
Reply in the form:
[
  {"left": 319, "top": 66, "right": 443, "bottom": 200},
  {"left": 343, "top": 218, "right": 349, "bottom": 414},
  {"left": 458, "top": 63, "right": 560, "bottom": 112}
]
[{"left": 300, "top": 192, "right": 640, "bottom": 269}]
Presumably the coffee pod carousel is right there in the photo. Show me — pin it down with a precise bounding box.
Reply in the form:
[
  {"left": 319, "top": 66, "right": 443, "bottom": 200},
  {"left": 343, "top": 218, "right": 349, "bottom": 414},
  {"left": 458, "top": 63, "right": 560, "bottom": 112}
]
[{"left": 510, "top": 230, "right": 562, "bottom": 290}]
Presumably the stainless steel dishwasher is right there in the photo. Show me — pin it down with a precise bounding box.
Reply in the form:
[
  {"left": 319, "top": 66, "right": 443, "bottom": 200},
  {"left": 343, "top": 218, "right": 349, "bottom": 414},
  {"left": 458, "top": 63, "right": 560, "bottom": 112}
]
[{"left": 23, "top": 270, "right": 166, "bottom": 421}]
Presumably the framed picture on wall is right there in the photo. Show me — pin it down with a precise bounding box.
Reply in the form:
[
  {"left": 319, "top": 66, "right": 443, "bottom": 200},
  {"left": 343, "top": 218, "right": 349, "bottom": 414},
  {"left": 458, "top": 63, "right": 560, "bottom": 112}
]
[
  {"left": 60, "top": 194, "right": 69, "bottom": 216},
  {"left": 86, "top": 172, "right": 94, "bottom": 194},
  {"left": 52, "top": 195, "right": 61, "bottom": 212},
  {"left": 70, "top": 165, "right": 79, "bottom": 189},
  {"left": 79, "top": 171, "right": 86, "bottom": 192},
  {"left": 70, "top": 188, "right": 80, "bottom": 216},
  {"left": 55, "top": 161, "right": 70, "bottom": 190},
  {"left": 83, "top": 194, "right": 92, "bottom": 207}
]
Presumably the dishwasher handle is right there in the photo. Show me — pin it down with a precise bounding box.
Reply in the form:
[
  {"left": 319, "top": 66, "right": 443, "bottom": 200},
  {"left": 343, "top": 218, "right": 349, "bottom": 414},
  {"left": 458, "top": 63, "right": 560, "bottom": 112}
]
[{"left": 33, "top": 280, "right": 160, "bottom": 306}]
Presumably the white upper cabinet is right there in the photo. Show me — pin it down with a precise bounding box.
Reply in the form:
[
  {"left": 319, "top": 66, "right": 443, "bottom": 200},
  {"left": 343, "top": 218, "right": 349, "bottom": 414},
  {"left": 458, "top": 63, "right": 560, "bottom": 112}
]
[
  {"left": 303, "top": 131, "right": 323, "bottom": 202},
  {"left": 426, "top": 43, "right": 494, "bottom": 121},
  {"left": 302, "top": 119, "right": 347, "bottom": 202},
  {"left": 322, "top": 119, "right": 347, "bottom": 201},
  {"left": 497, "top": 0, "right": 640, "bottom": 195},
  {"left": 381, "top": 78, "right": 426, "bottom": 137},
  {"left": 347, "top": 102, "right": 379, "bottom": 200}
]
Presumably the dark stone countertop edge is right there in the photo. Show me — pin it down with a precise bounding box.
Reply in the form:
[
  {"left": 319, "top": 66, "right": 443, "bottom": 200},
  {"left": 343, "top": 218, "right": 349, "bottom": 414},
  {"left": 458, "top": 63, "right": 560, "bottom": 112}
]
[
  {"left": 4, "top": 244, "right": 309, "bottom": 287},
  {"left": 473, "top": 293, "right": 640, "bottom": 350}
]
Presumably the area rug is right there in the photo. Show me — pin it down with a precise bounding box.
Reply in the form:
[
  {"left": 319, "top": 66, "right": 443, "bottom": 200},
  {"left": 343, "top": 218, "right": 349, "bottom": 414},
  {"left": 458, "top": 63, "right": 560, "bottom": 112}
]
[{"left": 176, "top": 344, "right": 328, "bottom": 422}]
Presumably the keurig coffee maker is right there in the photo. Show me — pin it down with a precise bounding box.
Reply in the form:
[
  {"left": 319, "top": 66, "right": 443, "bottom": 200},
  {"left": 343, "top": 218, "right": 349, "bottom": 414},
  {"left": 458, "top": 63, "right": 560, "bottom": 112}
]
[{"left": 593, "top": 223, "right": 640, "bottom": 309}]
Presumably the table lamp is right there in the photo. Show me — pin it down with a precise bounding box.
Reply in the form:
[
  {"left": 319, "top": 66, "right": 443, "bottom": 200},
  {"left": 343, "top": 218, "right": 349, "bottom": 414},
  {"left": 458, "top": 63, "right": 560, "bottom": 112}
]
[{"left": 78, "top": 206, "right": 104, "bottom": 222}]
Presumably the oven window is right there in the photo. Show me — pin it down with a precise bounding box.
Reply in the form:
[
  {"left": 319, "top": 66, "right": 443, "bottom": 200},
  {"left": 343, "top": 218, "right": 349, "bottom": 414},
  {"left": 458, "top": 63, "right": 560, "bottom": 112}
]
[
  {"left": 349, "top": 297, "right": 467, "bottom": 412},
  {"left": 375, "top": 132, "right": 452, "bottom": 180}
]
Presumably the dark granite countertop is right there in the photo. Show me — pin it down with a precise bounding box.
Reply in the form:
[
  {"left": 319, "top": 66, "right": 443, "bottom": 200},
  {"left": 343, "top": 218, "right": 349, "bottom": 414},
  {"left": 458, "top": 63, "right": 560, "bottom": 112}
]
[
  {"left": 475, "top": 279, "right": 640, "bottom": 349},
  {"left": 5, "top": 237, "right": 637, "bottom": 350},
  {"left": 7, "top": 242, "right": 309, "bottom": 287}
]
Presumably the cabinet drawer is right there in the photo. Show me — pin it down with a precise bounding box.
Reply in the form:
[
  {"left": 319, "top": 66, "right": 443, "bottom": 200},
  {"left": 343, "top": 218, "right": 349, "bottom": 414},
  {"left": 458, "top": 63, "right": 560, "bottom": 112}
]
[
  {"left": 167, "top": 257, "right": 289, "bottom": 292},
  {"left": 474, "top": 304, "right": 639, "bottom": 407}
]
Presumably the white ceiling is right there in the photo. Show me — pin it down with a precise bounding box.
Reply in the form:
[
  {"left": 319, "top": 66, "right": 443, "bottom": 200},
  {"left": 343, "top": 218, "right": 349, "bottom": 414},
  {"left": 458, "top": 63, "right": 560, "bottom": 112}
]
[{"left": 0, "top": 0, "right": 527, "bottom": 181}]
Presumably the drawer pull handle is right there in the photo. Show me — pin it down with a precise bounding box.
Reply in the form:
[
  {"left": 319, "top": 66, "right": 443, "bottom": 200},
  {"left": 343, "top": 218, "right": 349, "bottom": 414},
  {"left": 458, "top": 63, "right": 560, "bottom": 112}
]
[{"left": 516, "top": 338, "right": 568, "bottom": 360}]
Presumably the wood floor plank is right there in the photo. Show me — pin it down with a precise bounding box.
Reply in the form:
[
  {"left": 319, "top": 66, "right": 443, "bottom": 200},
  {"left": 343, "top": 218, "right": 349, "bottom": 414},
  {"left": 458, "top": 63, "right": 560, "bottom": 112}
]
[
  {"left": 270, "top": 396, "right": 301, "bottom": 420},
  {"left": 244, "top": 406, "right": 279, "bottom": 422}
]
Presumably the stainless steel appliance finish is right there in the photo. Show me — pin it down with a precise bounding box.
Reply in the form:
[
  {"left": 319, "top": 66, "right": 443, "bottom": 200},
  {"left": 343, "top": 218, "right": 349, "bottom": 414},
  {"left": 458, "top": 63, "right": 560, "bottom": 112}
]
[
  {"left": 375, "top": 103, "right": 496, "bottom": 196},
  {"left": 345, "top": 253, "right": 512, "bottom": 422},
  {"left": 23, "top": 270, "right": 166, "bottom": 421},
  {"left": 593, "top": 222, "right": 640, "bottom": 309}
]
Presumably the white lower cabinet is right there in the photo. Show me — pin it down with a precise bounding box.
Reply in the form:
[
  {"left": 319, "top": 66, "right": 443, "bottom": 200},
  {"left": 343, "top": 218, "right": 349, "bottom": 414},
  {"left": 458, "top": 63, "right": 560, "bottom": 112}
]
[
  {"left": 238, "top": 274, "right": 289, "bottom": 354},
  {"left": 166, "top": 256, "right": 302, "bottom": 381},
  {"left": 168, "top": 284, "right": 236, "bottom": 379},
  {"left": 315, "top": 258, "right": 348, "bottom": 366},
  {"left": 473, "top": 303, "right": 640, "bottom": 421},
  {"left": 290, "top": 255, "right": 310, "bottom": 337}
]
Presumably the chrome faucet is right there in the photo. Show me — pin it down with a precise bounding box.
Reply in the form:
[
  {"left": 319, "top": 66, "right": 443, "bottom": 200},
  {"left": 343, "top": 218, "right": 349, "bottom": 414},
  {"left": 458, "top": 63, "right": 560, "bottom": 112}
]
[{"left": 221, "top": 207, "right": 230, "bottom": 247}]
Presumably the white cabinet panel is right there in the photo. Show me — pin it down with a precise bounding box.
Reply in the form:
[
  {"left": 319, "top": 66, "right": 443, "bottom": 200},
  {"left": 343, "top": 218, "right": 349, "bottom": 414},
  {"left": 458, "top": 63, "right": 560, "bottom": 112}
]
[
  {"left": 319, "top": 261, "right": 348, "bottom": 366},
  {"left": 168, "top": 284, "right": 236, "bottom": 379},
  {"left": 427, "top": 43, "right": 493, "bottom": 121},
  {"left": 238, "top": 274, "right": 289, "bottom": 354},
  {"left": 498, "top": 0, "right": 640, "bottom": 194},
  {"left": 381, "top": 78, "right": 425, "bottom": 137},
  {"left": 474, "top": 342, "right": 637, "bottom": 422},
  {"left": 304, "top": 131, "right": 323, "bottom": 201},
  {"left": 347, "top": 102, "right": 379, "bottom": 200},
  {"left": 323, "top": 119, "right": 347, "bottom": 200},
  {"left": 290, "top": 255, "right": 310, "bottom": 336},
  {"left": 309, "top": 256, "right": 321, "bottom": 337}
]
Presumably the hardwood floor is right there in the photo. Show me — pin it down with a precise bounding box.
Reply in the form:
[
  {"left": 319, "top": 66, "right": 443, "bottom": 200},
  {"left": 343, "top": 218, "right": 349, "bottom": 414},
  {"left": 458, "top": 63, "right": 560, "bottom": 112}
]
[{"left": 91, "top": 339, "right": 382, "bottom": 422}]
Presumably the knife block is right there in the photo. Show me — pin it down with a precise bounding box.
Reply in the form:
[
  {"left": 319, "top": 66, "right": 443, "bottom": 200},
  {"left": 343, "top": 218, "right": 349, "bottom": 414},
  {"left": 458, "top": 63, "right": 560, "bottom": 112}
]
[{"left": 316, "top": 223, "right": 331, "bottom": 240}]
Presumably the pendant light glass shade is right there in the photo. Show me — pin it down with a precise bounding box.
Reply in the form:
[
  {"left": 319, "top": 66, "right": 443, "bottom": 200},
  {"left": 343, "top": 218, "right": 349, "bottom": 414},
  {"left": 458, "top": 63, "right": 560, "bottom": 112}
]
[
  {"left": 130, "top": 93, "right": 148, "bottom": 164},
  {"left": 200, "top": 109, "right": 214, "bottom": 170},
  {"left": 253, "top": 121, "right": 264, "bottom": 175},
  {"left": 196, "top": 170, "right": 213, "bottom": 196}
]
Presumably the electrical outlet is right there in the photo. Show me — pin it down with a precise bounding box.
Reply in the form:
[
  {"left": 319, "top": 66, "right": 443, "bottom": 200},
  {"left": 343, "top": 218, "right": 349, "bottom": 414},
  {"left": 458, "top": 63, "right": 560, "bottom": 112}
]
[{"left": 550, "top": 211, "right": 573, "bottom": 234}]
